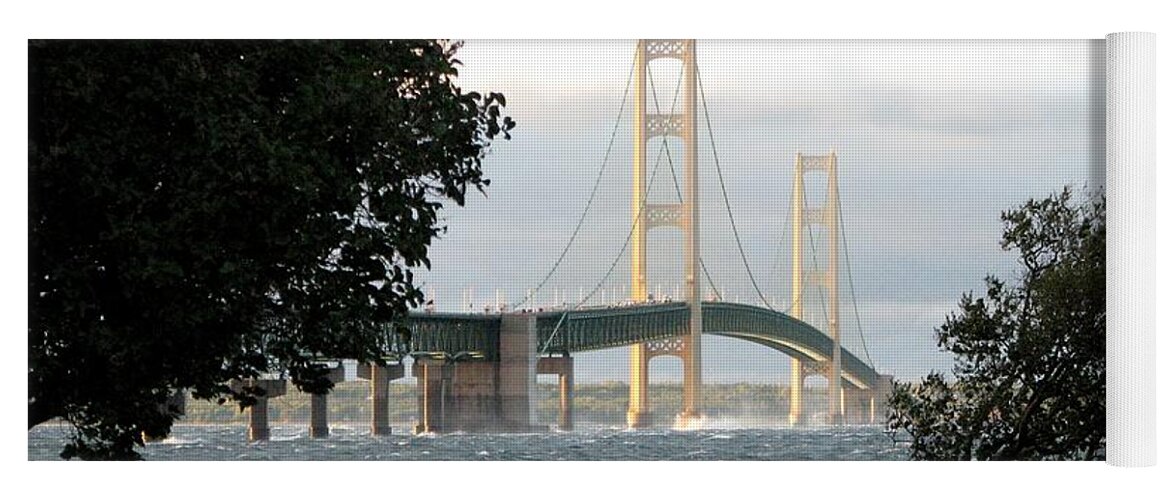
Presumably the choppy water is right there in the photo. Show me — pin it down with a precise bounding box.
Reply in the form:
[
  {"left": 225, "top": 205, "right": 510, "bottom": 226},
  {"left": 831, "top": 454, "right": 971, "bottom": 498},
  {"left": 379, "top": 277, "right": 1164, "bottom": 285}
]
[{"left": 29, "top": 423, "right": 908, "bottom": 460}]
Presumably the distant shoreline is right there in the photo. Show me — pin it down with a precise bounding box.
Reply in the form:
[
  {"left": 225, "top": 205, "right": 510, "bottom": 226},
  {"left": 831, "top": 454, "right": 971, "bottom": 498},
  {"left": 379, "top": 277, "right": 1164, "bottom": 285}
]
[{"left": 31, "top": 382, "right": 850, "bottom": 429}]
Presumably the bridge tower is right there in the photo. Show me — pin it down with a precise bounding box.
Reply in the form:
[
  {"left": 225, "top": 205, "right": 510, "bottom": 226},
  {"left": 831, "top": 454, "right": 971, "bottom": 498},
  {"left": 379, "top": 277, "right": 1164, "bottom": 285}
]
[
  {"left": 789, "top": 152, "right": 843, "bottom": 425},
  {"left": 627, "top": 39, "right": 703, "bottom": 429}
]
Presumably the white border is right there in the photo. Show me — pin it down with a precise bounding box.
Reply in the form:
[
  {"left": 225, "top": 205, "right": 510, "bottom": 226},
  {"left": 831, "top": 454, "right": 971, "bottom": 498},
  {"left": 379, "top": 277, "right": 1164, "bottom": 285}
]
[
  {"left": 1107, "top": 32, "right": 1157, "bottom": 467},
  {"left": 5, "top": 1, "right": 1168, "bottom": 499}
]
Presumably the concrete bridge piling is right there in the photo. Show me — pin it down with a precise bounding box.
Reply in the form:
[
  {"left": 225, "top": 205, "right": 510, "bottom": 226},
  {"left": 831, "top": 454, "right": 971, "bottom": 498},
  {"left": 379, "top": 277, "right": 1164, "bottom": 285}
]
[
  {"left": 412, "top": 313, "right": 549, "bottom": 433},
  {"left": 227, "top": 379, "right": 287, "bottom": 442},
  {"left": 358, "top": 362, "right": 405, "bottom": 436},
  {"left": 308, "top": 365, "right": 346, "bottom": 438},
  {"left": 412, "top": 358, "right": 453, "bottom": 433},
  {"left": 537, "top": 356, "right": 574, "bottom": 431},
  {"left": 498, "top": 314, "right": 537, "bottom": 431},
  {"left": 219, "top": 307, "right": 889, "bottom": 442}
]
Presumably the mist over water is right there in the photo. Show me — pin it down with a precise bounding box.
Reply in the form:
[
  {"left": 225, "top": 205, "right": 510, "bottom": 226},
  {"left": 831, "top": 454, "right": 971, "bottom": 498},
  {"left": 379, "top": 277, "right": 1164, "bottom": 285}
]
[{"left": 28, "top": 424, "right": 908, "bottom": 461}]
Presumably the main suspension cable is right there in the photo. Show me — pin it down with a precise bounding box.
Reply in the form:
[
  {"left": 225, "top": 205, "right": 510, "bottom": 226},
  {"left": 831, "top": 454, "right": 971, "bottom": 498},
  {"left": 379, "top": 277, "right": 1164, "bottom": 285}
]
[
  {"left": 769, "top": 172, "right": 795, "bottom": 279},
  {"left": 696, "top": 68, "right": 775, "bottom": 311},
  {"left": 540, "top": 140, "right": 672, "bottom": 354},
  {"left": 575, "top": 140, "right": 671, "bottom": 308},
  {"left": 836, "top": 173, "right": 876, "bottom": 369}
]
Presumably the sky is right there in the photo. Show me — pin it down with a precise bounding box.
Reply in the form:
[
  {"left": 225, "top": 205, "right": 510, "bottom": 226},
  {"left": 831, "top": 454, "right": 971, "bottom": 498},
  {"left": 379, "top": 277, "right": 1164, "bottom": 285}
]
[{"left": 412, "top": 40, "right": 1104, "bottom": 384}]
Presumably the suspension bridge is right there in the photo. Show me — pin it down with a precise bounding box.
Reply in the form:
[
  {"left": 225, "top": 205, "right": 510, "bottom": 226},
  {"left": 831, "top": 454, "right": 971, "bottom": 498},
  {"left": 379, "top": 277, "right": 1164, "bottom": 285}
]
[{"left": 231, "top": 39, "right": 892, "bottom": 440}]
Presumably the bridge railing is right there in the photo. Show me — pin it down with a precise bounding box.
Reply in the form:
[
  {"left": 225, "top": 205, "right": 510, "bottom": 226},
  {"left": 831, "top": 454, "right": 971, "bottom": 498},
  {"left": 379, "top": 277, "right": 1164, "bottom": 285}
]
[
  {"left": 701, "top": 302, "right": 879, "bottom": 387},
  {"left": 396, "top": 302, "right": 878, "bottom": 388},
  {"left": 397, "top": 313, "right": 500, "bottom": 360},
  {"left": 535, "top": 302, "right": 690, "bottom": 353}
]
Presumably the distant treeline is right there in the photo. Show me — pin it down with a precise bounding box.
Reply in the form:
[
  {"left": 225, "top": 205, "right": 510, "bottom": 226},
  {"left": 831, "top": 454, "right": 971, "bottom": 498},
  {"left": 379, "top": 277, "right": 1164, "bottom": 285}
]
[{"left": 180, "top": 382, "right": 840, "bottom": 427}]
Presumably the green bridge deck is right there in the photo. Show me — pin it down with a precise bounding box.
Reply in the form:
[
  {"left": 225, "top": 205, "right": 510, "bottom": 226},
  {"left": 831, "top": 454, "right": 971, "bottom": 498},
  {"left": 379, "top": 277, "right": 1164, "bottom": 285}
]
[{"left": 395, "top": 301, "right": 879, "bottom": 389}]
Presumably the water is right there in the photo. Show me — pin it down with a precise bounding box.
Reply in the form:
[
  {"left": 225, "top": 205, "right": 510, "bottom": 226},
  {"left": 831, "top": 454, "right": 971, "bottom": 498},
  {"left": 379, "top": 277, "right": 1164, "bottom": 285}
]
[{"left": 28, "top": 423, "right": 909, "bottom": 460}]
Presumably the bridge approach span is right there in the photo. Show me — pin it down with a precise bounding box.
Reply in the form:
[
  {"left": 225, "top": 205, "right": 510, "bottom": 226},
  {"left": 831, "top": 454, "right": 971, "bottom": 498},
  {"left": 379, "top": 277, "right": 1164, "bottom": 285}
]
[{"left": 397, "top": 301, "right": 878, "bottom": 390}]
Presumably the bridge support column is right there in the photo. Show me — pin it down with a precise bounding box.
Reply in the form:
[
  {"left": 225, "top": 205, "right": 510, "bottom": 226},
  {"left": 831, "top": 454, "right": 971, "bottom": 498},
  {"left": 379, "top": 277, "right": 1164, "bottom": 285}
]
[
  {"left": 626, "top": 344, "right": 651, "bottom": 428},
  {"left": 409, "top": 314, "right": 536, "bottom": 434},
  {"left": 855, "top": 388, "right": 868, "bottom": 425},
  {"left": 309, "top": 394, "right": 328, "bottom": 438},
  {"left": 871, "top": 374, "right": 894, "bottom": 425},
  {"left": 249, "top": 397, "right": 270, "bottom": 442},
  {"left": 788, "top": 359, "right": 804, "bottom": 426},
  {"left": 499, "top": 313, "right": 537, "bottom": 431},
  {"left": 792, "top": 152, "right": 844, "bottom": 425},
  {"left": 826, "top": 360, "right": 843, "bottom": 424},
  {"left": 560, "top": 362, "right": 574, "bottom": 431},
  {"left": 413, "top": 358, "right": 453, "bottom": 434},
  {"left": 842, "top": 386, "right": 860, "bottom": 425},
  {"left": 857, "top": 390, "right": 871, "bottom": 425},
  {"left": 539, "top": 356, "right": 574, "bottom": 431},
  {"left": 360, "top": 362, "right": 404, "bottom": 436},
  {"left": 627, "top": 38, "right": 651, "bottom": 432},
  {"left": 837, "top": 384, "right": 847, "bottom": 425},
  {"left": 230, "top": 379, "right": 286, "bottom": 442},
  {"left": 449, "top": 360, "right": 499, "bottom": 431},
  {"left": 677, "top": 38, "right": 704, "bottom": 430},
  {"left": 626, "top": 39, "right": 704, "bottom": 429},
  {"left": 677, "top": 329, "right": 702, "bottom": 428},
  {"left": 308, "top": 365, "right": 346, "bottom": 438},
  {"left": 851, "top": 387, "right": 874, "bottom": 425}
]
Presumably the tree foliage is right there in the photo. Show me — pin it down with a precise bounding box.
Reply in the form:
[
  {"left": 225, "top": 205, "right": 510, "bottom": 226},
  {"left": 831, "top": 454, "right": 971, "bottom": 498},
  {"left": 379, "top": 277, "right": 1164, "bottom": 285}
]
[
  {"left": 887, "top": 188, "right": 1105, "bottom": 460},
  {"left": 28, "top": 40, "right": 513, "bottom": 459}
]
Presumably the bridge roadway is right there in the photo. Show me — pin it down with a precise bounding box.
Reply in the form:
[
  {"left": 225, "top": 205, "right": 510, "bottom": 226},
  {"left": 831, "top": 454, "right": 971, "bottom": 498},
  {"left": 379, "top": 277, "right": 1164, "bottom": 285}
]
[{"left": 398, "top": 301, "right": 879, "bottom": 390}]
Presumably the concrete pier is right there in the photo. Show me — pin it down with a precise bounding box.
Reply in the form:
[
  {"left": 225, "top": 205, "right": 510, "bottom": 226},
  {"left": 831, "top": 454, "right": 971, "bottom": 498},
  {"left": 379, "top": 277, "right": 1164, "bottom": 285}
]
[
  {"left": 839, "top": 375, "right": 894, "bottom": 425},
  {"left": 308, "top": 365, "right": 346, "bottom": 438},
  {"left": 560, "top": 364, "right": 574, "bottom": 431},
  {"left": 626, "top": 344, "right": 651, "bottom": 428},
  {"left": 843, "top": 387, "right": 862, "bottom": 425},
  {"left": 249, "top": 397, "right": 271, "bottom": 441},
  {"left": 449, "top": 360, "right": 498, "bottom": 431},
  {"left": 788, "top": 359, "right": 805, "bottom": 426},
  {"left": 872, "top": 374, "right": 894, "bottom": 425},
  {"left": 229, "top": 379, "right": 286, "bottom": 442},
  {"left": 498, "top": 313, "right": 537, "bottom": 431},
  {"left": 358, "top": 362, "right": 404, "bottom": 436},
  {"left": 538, "top": 356, "right": 574, "bottom": 431},
  {"left": 410, "top": 313, "right": 538, "bottom": 434},
  {"left": 413, "top": 358, "right": 453, "bottom": 433},
  {"left": 309, "top": 393, "right": 329, "bottom": 438}
]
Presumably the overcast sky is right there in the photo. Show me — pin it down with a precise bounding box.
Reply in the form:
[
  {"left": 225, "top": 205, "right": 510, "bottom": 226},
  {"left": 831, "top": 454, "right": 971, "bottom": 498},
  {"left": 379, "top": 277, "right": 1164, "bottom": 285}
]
[{"left": 413, "top": 40, "right": 1104, "bottom": 384}]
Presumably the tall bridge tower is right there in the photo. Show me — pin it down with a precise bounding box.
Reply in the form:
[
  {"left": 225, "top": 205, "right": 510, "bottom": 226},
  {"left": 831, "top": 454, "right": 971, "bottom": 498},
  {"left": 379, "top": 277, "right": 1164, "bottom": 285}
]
[
  {"left": 627, "top": 39, "right": 703, "bottom": 429},
  {"left": 789, "top": 152, "right": 843, "bottom": 425}
]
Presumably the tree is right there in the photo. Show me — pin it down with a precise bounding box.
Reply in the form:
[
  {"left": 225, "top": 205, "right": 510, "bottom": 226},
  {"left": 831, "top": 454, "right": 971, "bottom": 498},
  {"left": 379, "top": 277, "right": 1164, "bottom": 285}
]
[
  {"left": 28, "top": 40, "right": 513, "bottom": 459},
  {"left": 887, "top": 188, "right": 1105, "bottom": 460}
]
